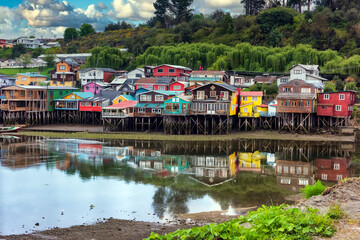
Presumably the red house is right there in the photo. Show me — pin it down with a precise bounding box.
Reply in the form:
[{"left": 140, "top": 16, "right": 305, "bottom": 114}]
[
  {"left": 152, "top": 64, "right": 192, "bottom": 81},
  {"left": 169, "top": 81, "right": 186, "bottom": 92},
  {"left": 135, "top": 77, "right": 158, "bottom": 90},
  {"left": 317, "top": 91, "right": 356, "bottom": 117},
  {"left": 315, "top": 157, "right": 352, "bottom": 182},
  {"left": 79, "top": 97, "right": 110, "bottom": 112}
]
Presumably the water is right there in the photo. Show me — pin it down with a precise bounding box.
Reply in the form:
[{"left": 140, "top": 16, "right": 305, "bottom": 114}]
[{"left": 0, "top": 136, "right": 359, "bottom": 235}]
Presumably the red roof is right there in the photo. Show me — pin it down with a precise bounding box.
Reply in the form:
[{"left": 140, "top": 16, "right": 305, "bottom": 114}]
[
  {"left": 258, "top": 104, "right": 268, "bottom": 108},
  {"left": 105, "top": 101, "right": 138, "bottom": 109},
  {"left": 240, "top": 91, "right": 263, "bottom": 96}
]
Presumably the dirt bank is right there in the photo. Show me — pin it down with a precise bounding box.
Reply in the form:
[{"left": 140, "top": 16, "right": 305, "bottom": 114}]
[{"left": 11, "top": 124, "right": 356, "bottom": 142}]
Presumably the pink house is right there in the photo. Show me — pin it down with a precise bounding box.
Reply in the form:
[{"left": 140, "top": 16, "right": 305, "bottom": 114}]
[{"left": 83, "top": 82, "right": 109, "bottom": 94}]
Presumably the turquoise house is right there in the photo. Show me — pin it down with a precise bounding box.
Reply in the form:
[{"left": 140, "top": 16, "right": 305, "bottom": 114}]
[{"left": 164, "top": 96, "right": 192, "bottom": 115}]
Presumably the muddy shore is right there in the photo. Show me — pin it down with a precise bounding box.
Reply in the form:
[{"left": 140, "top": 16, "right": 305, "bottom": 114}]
[
  {"left": 2, "top": 178, "right": 360, "bottom": 240},
  {"left": 9, "top": 124, "right": 356, "bottom": 142}
]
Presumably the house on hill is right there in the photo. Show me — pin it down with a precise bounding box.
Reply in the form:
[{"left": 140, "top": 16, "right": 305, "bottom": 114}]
[
  {"left": 152, "top": 64, "right": 191, "bottom": 81},
  {"left": 289, "top": 64, "right": 328, "bottom": 88},
  {"left": 16, "top": 72, "right": 47, "bottom": 86},
  {"left": 50, "top": 59, "right": 80, "bottom": 87},
  {"left": 78, "top": 68, "right": 116, "bottom": 86},
  {"left": 189, "top": 71, "right": 228, "bottom": 86}
]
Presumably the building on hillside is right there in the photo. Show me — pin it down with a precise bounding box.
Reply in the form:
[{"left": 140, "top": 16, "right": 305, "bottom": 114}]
[
  {"left": 113, "top": 94, "right": 135, "bottom": 105},
  {"left": 50, "top": 59, "right": 80, "bottom": 87},
  {"left": 277, "top": 79, "right": 319, "bottom": 114},
  {"left": 38, "top": 53, "right": 91, "bottom": 64},
  {"left": 277, "top": 75, "right": 290, "bottom": 87},
  {"left": 289, "top": 64, "right": 328, "bottom": 87},
  {"left": 317, "top": 91, "right": 356, "bottom": 118},
  {"left": 128, "top": 68, "right": 145, "bottom": 79},
  {"left": 135, "top": 77, "right": 158, "bottom": 90},
  {"left": 78, "top": 68, "right": 116, "bottom": 86},
  {"left": 154, "top": 77, "right": 176, "bottom": 91},
  {"left": 238, "top": 91, "right": 264, "bottom": 118},
  {"left": 117, "top": 79, "right": 136, "bottom": 96},
  {"left": 190, "top": 83, "right": 238, "bottom": 116},
  {"left": 0, "top": 39, "right": 13, "bottom": 48},
  {"left": 169, "top": 81, "right": 186, "bottom": 91},
  {"left": 0, "top": 74, "right": 16, "bottom": 88},
  {"left": 95, "top": 89, "right": 124, "bottom": 105},
  {"left": 152, "top": 64, "right": 191, "bottom": 81},
  {"left": 254, "top": 74, "right": 277, "bottom": 85},
  {"left": 83, "top": 82, "right": 110, "bottom": 95},
  {"left": 189, "top": 71, "right": 228, "bottom": 86},
  {"left": 144, "top": 66, "right": 155, "bottom": 78},
  {"left": 43, "top": 42, "right": 61, "bottom": 48},
  {"left": 275, "top": 160, "right": 314, "bottom": 192},
  {"left": 228, "top": 73, "right": 254, "bottom": 88},
  {"left": 164, "top": 95, "right": 192, "bottom": 115},
  {"left": 315, "top": 157, "right": 352, "bottom": 182},
  {"left": 55, "top": 92, "right": 94, "bottom": 110},
  {"left": 16, "top": 37, "right": 41, "bottom": 49},
  {"left": 47, "top": 86, "right": 79, "bottom": 112},
  {"left": 16, "top": 72, "right": 47, "bottom": 86},
  {"left": 267, "top": 99, "right": 278, "bottom": 117},
  {"left": 110, "top": 76, "right": 127, "bottom": 88}
]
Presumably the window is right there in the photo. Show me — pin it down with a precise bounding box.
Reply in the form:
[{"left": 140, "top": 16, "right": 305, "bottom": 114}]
[
  {"left": 243, "top": 96, "right": 248, "bottom": 101},
  {"left": 157, "top": 69, "right": 164, "bottom": 73},
  {"left": 334, "top": 164, "right": 340, "bottom": 170},
  {"left": 296, "top": 166, "right": 302, "bottom": 174},
  {"left": 152, "top": 108, "right": 156, "bottom": 113},
  {"left": 280, "top": 78, "right": 288, "bottom": 83},
  {"left": 20, "top": 90, "right": 25, "bottom": 97},
  {"left": 291, "top": 101, "right": 297, "bottom": 107},
  {"left": 156, "top": 109, "right": 162, "bottom": 114},
  {"left": 299, "top": 101, "right": 304, "bottom": 107},
  {"left": 169, "top": 69, "right": 175, "bottom": 73},
  {"left": 243, "top": 108, "right": 248, "bottom": 113},
  {"left": 285, "top": 100, "right": 290, "bottom": 107},
  {"left": 135, "top": 73, "right": 142, "bottom": 78},
  {"left": 59, "top": 91, "right": 63, "bottom": 96},
  {"left": 290, "top": 167, "right": 295, "bottom": 174},
  {"left": 97, "top": 102, "right": 101, "bottom": 107},
  {"left": 281, "top": 179, "right": 291, "bottom": 184},
  {"left": 138, "top": 108, "right": 145, "bottom": 113},
  {"left": 80, "top": 102, "right": 85, "bottom": 106},
  {"left": 86, "top": 86, "right": 90, "bottom": 90},
  {"left": 59, "top": 65, "right": 66, "bottom": 70},
  {"left": 252, "top": 96, "right": 257, "bottom": 101},
  {"left": 86, "top": 102, "right": 91, "bottom": 106},
  {"left": 299, "top": 179, "right": 309, "bottom": 186},
  {"left": 277, "top": 166, "right": 282, "bottom": 173},
  {"left": 283, "top": 166, "right": 289, "bottom": 174},
  {"left": 321, "top": 174, "right": 327, "bottom": 180},
  {"left": 158, "top": 86, "right": 166, "bottom": 91},
  {"left": 337, "top": 175, "right": 343, "bottom": 181},
  {"left": 294, "top": 70, "right": 302, "bottom": 74},
  {"left": 303, "top": 167, "right": 309, "bottom": 175},
  {"left": 324, "top": 94, "right": 329, "bottom": 100},
  {"left": 283, "top": 87, "right": 293, "bottom": 93},
  {"left": 305, "top": 101, "right": 310, "bottom": 107},
  {"left": 197, "top": 91, "right": 205, "bottom": 100},
  {"left": 301, "top": 88, "right": 311, "bottom": 93},
  {"left": 22, "top": 77, "right": 26, "bottom": 81},
  {"left": 81, "top": 73, "right": 85, "bottom": 77},
  {"left": 220, "top": 91, "right": 229, "bottom": 100},
  {"left": 210, "top": 91, "right": 216, "bottom": 97},
  {"left": 140, "top": 95, "right": 147, "bottom": 101},
  {"left": 336, "top": 105, "right": 341, "bottom": 111},
  {"left": 173, "top": 85, "right": 181, "bottom": 90},
  {"left": 155, "top": 95, "right": 164, "bottom": 101}
]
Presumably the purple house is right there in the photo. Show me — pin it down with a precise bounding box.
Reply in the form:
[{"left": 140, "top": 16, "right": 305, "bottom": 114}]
[{"left": 83, "top": 82, "right": 109, "bottom": 94}]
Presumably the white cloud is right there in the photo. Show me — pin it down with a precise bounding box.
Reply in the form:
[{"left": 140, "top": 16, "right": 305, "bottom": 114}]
[
  {"left": 108, "top": 0, "right": 155, "bottom": 21},
  {"left": 195, "top": 0, "right": 244, "bottom": 15}
]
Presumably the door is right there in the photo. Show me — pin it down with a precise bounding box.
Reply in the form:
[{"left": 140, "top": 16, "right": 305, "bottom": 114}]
[{"left": 207, "top": 103, "right": 215, "bottom": 114}]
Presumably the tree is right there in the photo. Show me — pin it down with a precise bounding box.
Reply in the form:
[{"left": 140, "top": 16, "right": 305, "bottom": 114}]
[
  {"left": 80, "top": 23, "right": 96, "bottom": 37},
  {"left": 64, "top": 27, "right": 79, "bottom": 41},
  {"left": 255, "top": 7, "right": 297, "bottom": 34},
  {"left": 67, "top": 45, "right": 78, "bottom": 54},
  {"left": 324, "top": 81, "right": 336, "bottom": 92},
  {"left": 17, "top": 53, "right": 32, "bottom": 68},
  {"left": 153, "top": 0, "right": 193, "bottom": 27},
  {"left": 221, "top": 12, "right": 234, "bottom": 34},
  {"left": 32, "top": 47, "right": 45, "bottom": 58},
  {"left": 333, "top": 76, "right": 344, "bottom": 91},
  {"left": 153, "top": 0, "right": 170, "bottom": 27},
  {"left": 345, "top": 82, "right": 358, "bottom": 91},
  {"left": 11, "top": 44, "right": 26, "bottom": 58},
  {"left": 86, "top": 46, "right": 131, "bottom": 70},
  {"left": 241, "top": 0, "right": 266, "bottom": 15},
  {"left": 44, "top": 48, "right": 56, "bottom": 67}
]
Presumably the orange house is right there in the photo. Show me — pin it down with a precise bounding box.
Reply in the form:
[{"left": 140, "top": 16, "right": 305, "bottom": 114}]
[
  {"left": 50, "top": 60, "right": 80, "bottom": 87},
  {"left": 16, "top": 72, "right": 47, "bottom": 86}
]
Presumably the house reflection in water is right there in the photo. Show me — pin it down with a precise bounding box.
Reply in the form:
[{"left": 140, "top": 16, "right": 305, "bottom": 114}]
[
  {"left": 275, "top": 160, "right": 314, "bottom": 192},
  {"left": 315, "top": 157, "right": 352, "bottom": 182},
  {"left": 190, "top": 155, "right": 230, "bottom": 186}
]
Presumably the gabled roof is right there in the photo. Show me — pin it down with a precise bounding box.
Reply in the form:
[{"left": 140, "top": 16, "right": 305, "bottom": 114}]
[
  {"left": 136, "top": 77, "right": 158, "bottom": 84},
  {"left": 191, "top": 82, "right": 237, "bottom": 92},
  {"left": 240, "top": 91, "right": 263, "bottom": 96},
  {"left": 57, "top": 58, "right": 80, "bottom": 67},
  {"left": 254, "top": 75, "right": 277, "bottom": 84},
  {"left": 103, "top": 101, "right": 138, "bottom": 109},
  {"left": 191, "top": 70, "right": 226, "bottom": 75},
  {"left": 111, "top": 77, "right": 127, "bottom": 85},
  {"left": 120, "top": 95, "right": 135, "bottom": 101},
  {"left": 156, "top": 77, "right": 175, "bottom": 85},
  {"left": 80, "top": 96, "right": 108, "bottom": 102},
  {"left": 154, "top": 64, "right": 191, "bottom": 71},
  {"left": 95, "top": 89, "right": 123, "bottom": 100},
  {"left": 165, "top": 95, "right": 192, "bottom": 103},
  {"left": 138, "top": 90, "right": 182, "bottom": 96},
  {"left": 78, "top": 68, "right": 116, "bottom": 73},
  {"left": 291, "top": 64, "right": 320, "bottom": 71}
]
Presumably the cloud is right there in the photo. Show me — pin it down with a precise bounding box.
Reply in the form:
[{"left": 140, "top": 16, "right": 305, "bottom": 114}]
[
  {"left": 0, "top": 6, "right": 23, "bottom": 38},
  {"left": 194, "top": 0, "right": 244, "bottom": 15},
  {"left": 96, "top": 2, "right": 107, "bottom": 10},
  {"left": 108, "top": 0, "right": 155, "bottom": 21}
]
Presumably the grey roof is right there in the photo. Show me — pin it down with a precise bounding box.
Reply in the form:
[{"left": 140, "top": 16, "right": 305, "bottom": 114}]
[
  {"left": 277, "top": 93, "right": 316, "bottom": 100},
  {"left": 48, "top": 86, "right": 78, "bottom": 90},
  {"left": 78, "top": 68, "right": 116, "bottom": 73},
  {"left": 124, "top": 78, "right": 138, "bottom": 85},
  {"left": 156, "top": 77, "right": 175, "bottom": 85},
  {"left": 191, "top": 82, "right": 238, "bottom": 92},
  {"left": 80, "top": 96, "right": 109, "bottom": 102},
  {"left": 117, "top": 83, "right": 135, "bottom": 92},
  {"left": 62, "top": 58, "right": 80, "bottom": 67},
  {"left": 95, "top": 89, "right": 122, "bottom": 100}
]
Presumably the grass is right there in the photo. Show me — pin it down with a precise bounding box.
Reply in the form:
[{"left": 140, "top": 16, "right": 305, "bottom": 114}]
[
  {"left": 0, "top": 67, "right": 53, "bottom": 77},
  {"left": 326, "top": 202, "right": 344, "bottom": 220},
  {"left": 145, "top": 205, "right": 337, "bottom": 240},
  {"left": 14, "top": 129, "right": 356, "bottom": 142}
]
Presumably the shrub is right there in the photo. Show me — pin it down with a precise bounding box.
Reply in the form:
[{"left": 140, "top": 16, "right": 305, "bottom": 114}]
[{"left": 301, "top": 180, "right": 327, "bottom": 199}]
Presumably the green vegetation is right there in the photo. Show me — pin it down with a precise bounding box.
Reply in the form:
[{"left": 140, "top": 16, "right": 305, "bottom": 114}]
[
  {"left": 86, "top": 46, "right": 131, "bottom": 69},
  {"left": 146, "top": 205, "right": 336, "bottom": 240},
  {"left": 64, "top": 27, "right": 79, "bottom": 41},
  {"left": 300, "top": 180, "right": 328, "bottom": 199},
  {"left": 80, "top": 23, "right": 96, "bottom": 37},
  {"left": 0, "top": 67, "right": 53, "bottom": 77},
  {"left": 326, "top": 202, "right": 344, "bottom": 220}
]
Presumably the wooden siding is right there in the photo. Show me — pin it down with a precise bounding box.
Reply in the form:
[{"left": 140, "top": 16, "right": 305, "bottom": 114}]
[{"left": 317, "top": 91, "right": 356, "bottom": 117}]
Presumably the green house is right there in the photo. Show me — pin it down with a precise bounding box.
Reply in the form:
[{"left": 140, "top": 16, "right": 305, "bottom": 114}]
[
  {"left": 47, "top": 86, "right": 80, "bottom": 112},
  {"left": 164, "top": 96, "right": 191, "bottom": 115}
]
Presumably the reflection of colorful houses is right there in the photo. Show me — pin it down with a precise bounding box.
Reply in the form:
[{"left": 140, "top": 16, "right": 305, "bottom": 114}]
[
  {"left": 315, "top": 157, "right": 352, "bottom": 182},
  {"left": 162, "top": 155, "right": 189, "bottom": 173},
  {"left": 237, "top": 151, "right": 263, "bottom": 172},
  {"left": 190, "top": 156, "right": 231, "bottom": 186},
  {"left": 275, "top": 160, "right": 314, "bottom": 192}
]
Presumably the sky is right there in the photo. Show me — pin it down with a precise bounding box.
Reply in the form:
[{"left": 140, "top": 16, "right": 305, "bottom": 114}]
[{"left": 0, "top": 0, "right": 244, "bottom": 39}]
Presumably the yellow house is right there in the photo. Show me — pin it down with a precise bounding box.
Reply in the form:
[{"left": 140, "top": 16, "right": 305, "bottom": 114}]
[
  {"left": 113, "top": 95, "right": 135, "bottom": 105},
  {"left": 16, "top": 72, "right": 47, "bottom": 86},
  {"left": 237, "top": 152, "right": 261, "bottom": 172},
  {"left": 239, "top": 91, "right": 263, "bottom": 118}
]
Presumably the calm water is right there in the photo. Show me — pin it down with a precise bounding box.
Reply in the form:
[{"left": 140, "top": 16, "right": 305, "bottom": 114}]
[{"left": 0, "top": 136, "right": 359, "bottom": 235}]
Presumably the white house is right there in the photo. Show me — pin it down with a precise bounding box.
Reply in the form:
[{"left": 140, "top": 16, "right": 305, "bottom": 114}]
[
  {"left": 229, "top": 74, "right": 254, "bottom": 88},
  {"left": 267, "top": 99, "right": 277, "bottom": 117},
  {"left": 128, "top": 68, "right": 144, "bottom": 79},
  {"left": 78, "top": 68, "right": 116, "bottom": 86},
  {"left": 16, "top": 37, "right": 42, "bottom": 48},
  {"left": 289, "top": 64, "right": 328, "bottom": 88},
  {"left": 43, "top": 42, "right": 61, "bottom": 49},
  {"left": 277, "top": 75, "right": 290, "bottom": 87}
]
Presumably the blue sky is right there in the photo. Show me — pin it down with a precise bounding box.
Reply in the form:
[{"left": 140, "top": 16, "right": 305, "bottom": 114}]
[{"left": 0, "top": 0, "right": 244, "bottom": 39}]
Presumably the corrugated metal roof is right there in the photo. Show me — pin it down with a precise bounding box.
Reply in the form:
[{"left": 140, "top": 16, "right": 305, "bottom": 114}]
[
  {"left": 17, "top": 72, "right": 47, "bottom": 78},
  {"left": 136, "top": 103, "right": 164, "bottom": 108},
  {"left": 189, "top": 77, "right": 221, "bottom": 81},
  {"left": 103, "top": 101, "right": 138, "bottom": 109},
  {"left": 277, "top": 93, "right": 315, "bottom": 100},
  {"left": 80, "top": 97, "right": 108, "bottom": 102},
  {"left": 191, "top": 70, "right": 226, "bottom": 75},
  {"left": 136, "top": 77, "right": 158, "bottom": 84},
  {"left": 191, "top": 82, "right": 237, "bottom": 92},
  {"left": 95, "top": 89, "right": 122, "bottom": 100},
  {"left": 155, "top": 77, "right": 174, "bottom": 85}
]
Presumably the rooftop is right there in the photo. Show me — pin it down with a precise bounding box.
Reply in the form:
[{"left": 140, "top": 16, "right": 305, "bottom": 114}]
[
  {"left": 103, "top": 101, "right": 138, "bottom": 109},
  {"left": 240, "top": 91, "right": 263, "bottom": 96},
  {"left": 17, "top": 72, "right": 47, "bottom": 78}
]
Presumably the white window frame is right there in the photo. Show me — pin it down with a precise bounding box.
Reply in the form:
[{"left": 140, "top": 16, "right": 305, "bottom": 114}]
[
  {"left": 281, "top": 178, "right": 291, "bottom": 185},
  {"left": 155, "top": 95, "right": 164, "bottom": 101},
  {"left": 339, "top": 94, "right": 345, "bottom": 100},
  {"left": 157, "top": 69, "right": 164, "bottom": 73},
  {"left": 337, "top": 175, "right": 343, "bottom": 180},
  {"left": 140, "top": 95, "right": 147, "bottom": 101},
  {"left": 197, "top": 91, "right": 205, "bottom": 100},
  {"left": 299, "top": 179, "right": 309, "bottom": 186},
  {"left": 138, "top": 108, "right": 145, "bottom": 113},
  {"left": 324, "top": 94, "right": 329, "bottom": 100},
  {"left": 59, "top": 65, "right": 66, "bottom": 70},
  {"left": 169, "top": 68, "right": 175, "bottom": 73},
  {"left": 252, "top": 96, "right": 257, "bottom": 101},
  {"left": 336, "top": 105, "right": 341, "bottom": 111},
  {"left": 158, "top": 86, "right": 166, "bottom": 91},
  {"left": 321, "top": 174, "right": 327, "bottom": 180},
  {"left": 334, "top": 164, "right": 340, "bottom": 170}
]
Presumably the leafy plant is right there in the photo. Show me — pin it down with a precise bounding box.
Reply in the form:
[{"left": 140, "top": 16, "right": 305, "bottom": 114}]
[
  {"left": 145, "top": 204, "right": 336, "bottom": 240},
  {"left": 300, "top": 180, "right": 327, "bottom": 199},
  {"left": 326, "top": 202, "right": 344, "bottom": 220}
]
